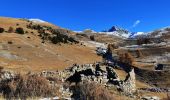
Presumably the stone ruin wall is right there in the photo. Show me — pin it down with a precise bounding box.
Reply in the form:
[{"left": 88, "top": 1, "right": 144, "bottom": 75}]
[{"left": 122, "top": 68, "right": 136, "bottom": 94}]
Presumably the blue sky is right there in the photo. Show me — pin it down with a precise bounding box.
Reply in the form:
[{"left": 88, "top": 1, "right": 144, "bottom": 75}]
[{"left": 0, "top": 0, "right": 170, "bottom": 32}]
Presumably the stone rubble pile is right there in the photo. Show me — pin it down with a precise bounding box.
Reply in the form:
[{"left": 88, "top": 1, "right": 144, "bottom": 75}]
[
  {"left": 65, "top": 63, "right": 137, "bottom": 95},
  {"left": 0, "top": 63, "right": 165, "bottom": 100},
  {"left": 122, "top": 68, "right": 136, "bottom": 94}
]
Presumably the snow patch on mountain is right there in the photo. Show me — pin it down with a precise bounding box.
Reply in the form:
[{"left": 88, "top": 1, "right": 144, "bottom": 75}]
[
  {"left": 98, "top": 31, "right": 131, "bottom": 38},
  {"left": 74, "top": 31, "right": 83, "bottom": 33},
  {"left": 147, "top": 26, "right": 170, "bottom": 38},
  {"left": 135, "top": 32, "right": 145, "bottom": 36},
  {"left": 29, "top": 19, "right": 46, "bottom": 23},
  {"left": 129, "top": 32, "right": 146, "bottom": 38},
  {"left": 103, "top": 26, "right": 148, "bottom": 38},
  {"left": 100, "top": 26, "right": 132, "bottom": 38},
  {"left": 74, "top": 29, "right": 97, "bottom": 34},
  {"left": 75, "top": 26, "right": 148, "bottom": 39}
]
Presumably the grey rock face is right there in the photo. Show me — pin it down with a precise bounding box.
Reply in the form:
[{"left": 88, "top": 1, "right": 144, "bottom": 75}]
[{"left": 122, "top": 68, "right": 136, "bottom": 94}]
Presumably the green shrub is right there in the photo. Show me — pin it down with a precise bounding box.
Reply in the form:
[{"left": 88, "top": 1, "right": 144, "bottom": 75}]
[
  {"left": 15, "top": 27, "right": 24, "bottom": 34},
  {"left": 0, "top": 27, "right": 5, "bottom": 33},
  {"left": 25, "top": 31, "right": 28, "bottom": 33},
  {"left": 51, "top": 36, "right": 60, "bottom": 44},
  {"left": 7, "top": 41, "right": 13, "bottom": 44}
]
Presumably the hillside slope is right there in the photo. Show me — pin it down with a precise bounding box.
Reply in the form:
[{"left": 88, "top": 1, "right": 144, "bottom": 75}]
[{"left": 0, "top": 17, "right": 102, "bottom": 72}]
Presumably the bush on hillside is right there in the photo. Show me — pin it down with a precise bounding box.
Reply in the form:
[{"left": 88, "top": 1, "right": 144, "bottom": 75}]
[
  {"left": 7, "top": 41, "right": 13, "bottom": 44},
  {"left": 90, "top": 35, "right": 95, "bottom": 41},
  {"left": 8, "top": 27, "right": 14, "bottom": 33},
  {"left": 25, "top": 31, "right": 28, "bottom": 33},
  {"left": 26, "top": 23, "right": 79, "bottom": 44},
  {"left": 68, "top": 37, "right": 79, "bottom": 43},
  {"left": 38, "top": 29, "right": 45, "bottom": 34},
  {"left": 0, "top": 74, "right": 56, "bottom": 99},
  {"left": 15, "top": 27, "right": 24, "bottom": 34},
  {"left": 50, "top": 35, "right": 61, "bottom": 44},
  {"left": 50, "top": 32, "right": 79, "bottom": 44},
  {"left": 119, "top": 52, "right": 134, "bottom": 65},
  {"left": 137, "top": 37, "right": 151, "bottom": 45},
  {"left": 27, "top": 24, "right": 42, "bottom": 30},
  {"left": 72, "top": 82, "right": 114, "bottom": 100},
  {"left": 107, "top": 44, "right": 118, "bottom": 53},
  {"left": 0, "top": 27, "right": 5, "bottom": 33}
]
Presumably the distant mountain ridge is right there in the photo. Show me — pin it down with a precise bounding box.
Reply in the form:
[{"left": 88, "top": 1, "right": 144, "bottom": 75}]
[
  {"left": 98, "top": 26, "right": 146, "bottom": 38},
  {"left": 106, "top": 26, "right": 170, "bottom": 39},
  {"left": 147, "top": 26, "right": 170, "bottom": 37}
]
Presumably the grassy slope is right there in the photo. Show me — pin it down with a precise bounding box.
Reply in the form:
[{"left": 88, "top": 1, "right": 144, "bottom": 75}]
[{"left": 0, "top": 17, "right": 102, "bottom": 73}]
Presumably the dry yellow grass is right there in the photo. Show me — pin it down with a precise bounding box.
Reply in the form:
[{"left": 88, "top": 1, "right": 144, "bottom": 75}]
[
  {"left": 114, "top": 69, "right": 127, "bottom": 80},
  {"left": 0, "top": 17, "right": 59, "bottom": 29},
  {"left": 0, "top": 17, "right": 102, "bottom": 73}
]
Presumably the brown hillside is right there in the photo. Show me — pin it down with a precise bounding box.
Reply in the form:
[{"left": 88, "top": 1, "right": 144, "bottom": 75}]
[{"left": 0, "top": 17, "right": 102, "bottom": 73}]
